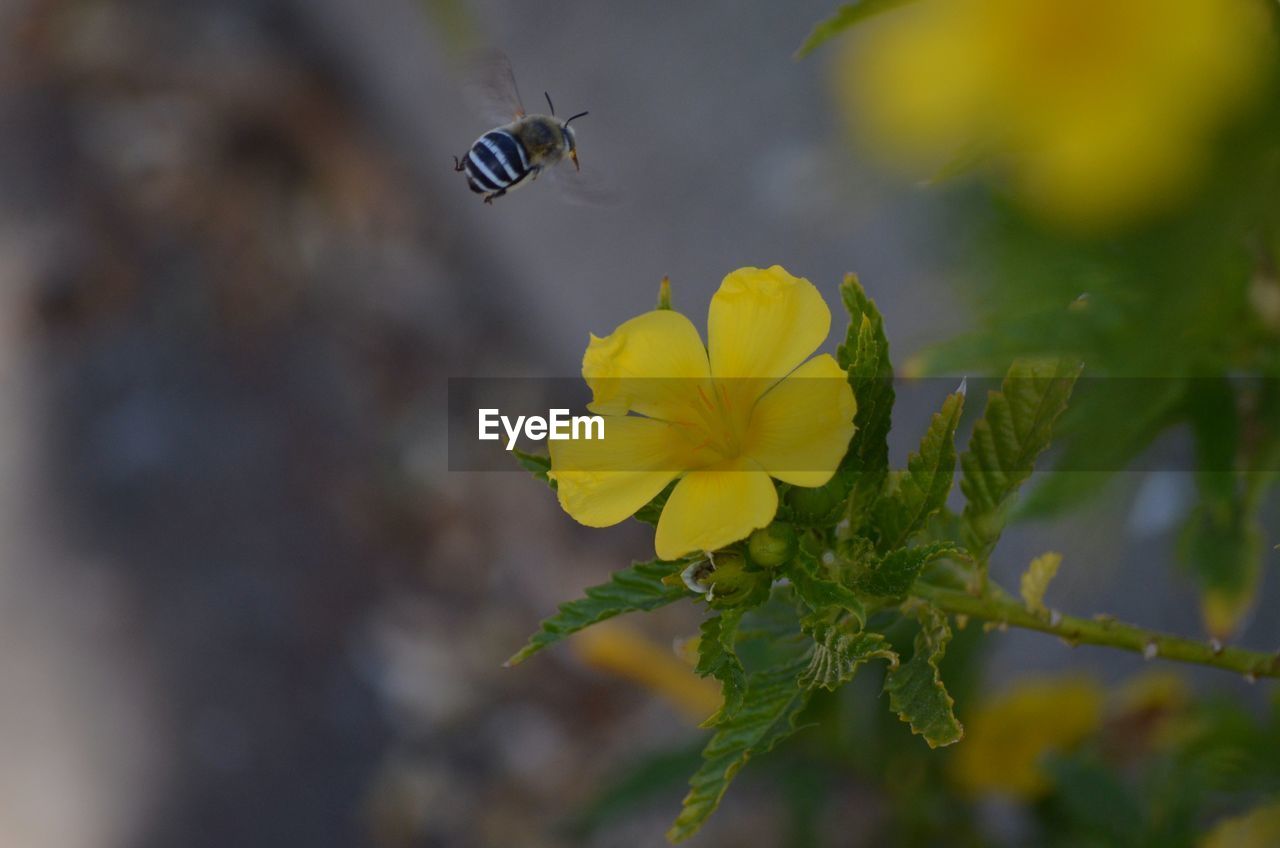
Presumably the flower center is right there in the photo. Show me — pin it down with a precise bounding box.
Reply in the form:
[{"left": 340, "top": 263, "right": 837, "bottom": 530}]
[{"left": 675, "top": 379, "right": 753, "bottom": 464}]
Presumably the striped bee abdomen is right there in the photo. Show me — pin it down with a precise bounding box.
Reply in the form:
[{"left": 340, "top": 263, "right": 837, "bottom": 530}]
[{"left": 463, "top": 130, "right": 530, "bottom": 195}]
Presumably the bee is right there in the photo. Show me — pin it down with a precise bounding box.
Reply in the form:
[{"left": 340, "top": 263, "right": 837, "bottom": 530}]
[{"left": 455, "top": 50, "right": 600, "bottom": 204}]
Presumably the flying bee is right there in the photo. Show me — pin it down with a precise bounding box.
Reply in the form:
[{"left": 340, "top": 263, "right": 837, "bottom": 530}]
[
  {"left": 455, "top": 93, "right": 588, "bottom": 203},
  {"left": 455, "top": 50, "right": 607, "bottom": 205}
]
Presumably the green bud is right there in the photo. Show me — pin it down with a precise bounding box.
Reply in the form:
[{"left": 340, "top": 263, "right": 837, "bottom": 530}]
[
  {"left": 656, "top": 276, "right": 673, "bottom": 310},
  {"left": 747, "top": 522, "right": 798, "bottom": 568},
  {"left": 706, "top": 550, "right": 767, "bottom": 609},
  {"left": 785, "top": 475, "right": 849, "bottom": 526}
]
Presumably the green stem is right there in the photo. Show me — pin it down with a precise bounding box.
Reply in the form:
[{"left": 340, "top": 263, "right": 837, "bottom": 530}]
[{"left": 914, "top": 583, "right": 1280, "bottom": 680}]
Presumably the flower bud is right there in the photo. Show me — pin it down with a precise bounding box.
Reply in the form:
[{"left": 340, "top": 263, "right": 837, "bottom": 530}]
[
  {"left": 747, "top": 522, "right": 797, "bottom": 569},
  {"left": 785, "top": 477, "right": 848, "bottom": 525},
  {"left": 706, "top": 550, "right": 767, "bottom": 609}
]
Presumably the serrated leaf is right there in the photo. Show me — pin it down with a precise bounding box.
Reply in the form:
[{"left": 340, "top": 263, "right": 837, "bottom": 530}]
[
  {"left": 735, "top": 586, "right": 805, "bottom": 644},
  {"left": 837, "top": 277, "right": 889, "bottom": 371},
  {"left": 960, "top": 358, "right": 1082, "bottom": 563},
  {"left": 837, "top": 275, "right": 894, "bottom": 523},
  {"left": 668, "top": 659, "right": 812, "bottom": 842},
  {"left": 800, "top": 624, "right": 897, "bottom": 691},
  {"left": 875, "top": 391, "right": 965, "bottom": 549},
  {"left": 1020, "top": 551, "right": 1062, "bottom": 615},
  {"left": 506, "top": 560, "right": 686, "bottom": 666},
  {"left": 1016, "top": 378, "right": 1185, "bottom": 519},
  {"left": 794, "top": 0, "right": 920, "bottom": 58},
  {"left": 513, "top": 448, "right": 553, "bottom": 485},
  {"left": 695, "top": 610, "right": 746, "bottom": 726},
  {"left": 854, "top": 542, "right": 963, "bottom": 598},
  {"left": 884, "top": 605, "right": 963, "bottom": 748},
  {"left": 786, "top": 550, "right": 865, "bottom": 621}
]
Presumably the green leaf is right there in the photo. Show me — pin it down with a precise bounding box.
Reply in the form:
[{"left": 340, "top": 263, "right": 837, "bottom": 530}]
[
  {"left": 513, "top": 448, "right": 553, "bottom": 485},
  {"left": 506, "top": 560, "right": 686, "bottom": 666},
  {"left": 837, "top": 273, "right": 890, "bottom": 376},
  {"left": 735, "top": 586, "right": 806, "bottom": 644},
  {"left": 1015, "top": 378, "right": 1185, "bottom": 519},
  {"left": 874, "top": 390, "right": 965, "bottom": 549},
  {"left": 785, "top": 274, "right": 893, "bottom": 528},
  {"left": 1177, "top": 371, "right": 1259, "bottom": 637},
  {"left": 800, "top": 622, "right": 897, "bottom": 690},
  {"left": 960, "top": 358, "right": 1082, "bottom": 563},
  {"left": 795, "top": 0, "right": 920, "bottom": 58},
  {"left": 1188, "top": 375, "right": 1240, "bottom": 502},
  {"left": 668, "top": 659, "right": 812, "bottom": 842},
  {"left": 1180, "top": 503, "right": 1263, "bottom": 638},
  {"left": 884, "top": 605, "right": 963, "bottom": 748},
  {"left": 1020, "top": 551, "right": 1062, "bottom": 615},
  {"left": 784, "top": 476, "right": 851, "bottom": 527},
  {"left": 695, "top": 610, "right": 747, "bottom": 726},
  {"left": 786, "top": 550, "right": 865, "bottom": 621},
  {"left": 854, "top": 542, "right": 963, "bottom": 598},
  {"left": 838, "top": 274, "right": 895, "bottom": 523},
  {"left": 1180, "top": 375, "right": 1260, "bottom": 637}
]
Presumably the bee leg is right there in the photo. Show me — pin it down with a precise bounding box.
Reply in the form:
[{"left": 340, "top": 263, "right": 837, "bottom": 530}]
[
  {"left": 483, "top": 189, "right": 506, "bottom": 204},
  {"left": 452, "top": 156, "right": 465, "bottom": 172}
]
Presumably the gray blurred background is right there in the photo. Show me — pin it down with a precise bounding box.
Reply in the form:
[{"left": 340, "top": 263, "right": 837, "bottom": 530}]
[{"left": 0, "top": 1, "right": 1275, "bottom": 847}]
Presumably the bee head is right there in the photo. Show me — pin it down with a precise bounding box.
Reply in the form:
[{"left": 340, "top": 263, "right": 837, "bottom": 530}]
[{"left": 562, "top": 110, "right": 588, "bottom": 171}]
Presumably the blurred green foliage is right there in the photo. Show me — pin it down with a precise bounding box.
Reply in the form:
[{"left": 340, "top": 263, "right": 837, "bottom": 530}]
[{"left": 815, "top": 0, "right": 1280, "bottom": 637}]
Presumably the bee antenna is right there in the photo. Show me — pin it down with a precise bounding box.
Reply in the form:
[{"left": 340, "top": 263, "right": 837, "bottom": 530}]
[
  {"left": 563, "top": 110, "right": 589, "bottom": 128},
  {"left": 544, "top": 91, "right": 555, "bottom": 115}
]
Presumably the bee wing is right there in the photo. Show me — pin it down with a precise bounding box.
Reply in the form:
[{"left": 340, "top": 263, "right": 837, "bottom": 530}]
[
  {"left": 461, "top": 48, "right": 526, "bottom": 123},
  {"left": 545, "top": 161, "right": 620, "bottom": 207}
]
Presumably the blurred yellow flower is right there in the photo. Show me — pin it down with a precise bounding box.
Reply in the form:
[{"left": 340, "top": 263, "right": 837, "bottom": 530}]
[
  {"left": 549, "top": 266, "right": 856, "bottom": 560},
  {"left": 950, "top": 676, "right": 1103, "bottom": 798},
  {"left": 1201, "top": 798, "right": 1280, "bottom": 848},
  {"left": 1113, "top": 670, "right": 1190, "bottom": 717},
  {"left": 1106, "top": 671, "right": 1193, "bottom": 756},
  {"left": 1202, "top": 576, "right": 1263, "bottom": 642},
  {"left": 572, "top": 621, "right": 722, "bottom": 722},
  {"left": 839, "top": 0, "right": 1273, "bottom": 229}
]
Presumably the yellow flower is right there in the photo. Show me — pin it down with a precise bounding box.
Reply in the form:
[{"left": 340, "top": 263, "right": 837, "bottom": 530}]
[
  {"left": 1201, "top": 798, "right": 1280, "bottom": 848},
  {"left": 838, "top": 0, "right": 1273, "bottom": 229},
  {"left": 571, "top": 621, "right": 722, "bottom": 722},
  {"left": 950, "top": 676, "right": 1103, "bottom": 798},
  {"left": 548, "top": 266, "right": 856, "bottom": 560}
]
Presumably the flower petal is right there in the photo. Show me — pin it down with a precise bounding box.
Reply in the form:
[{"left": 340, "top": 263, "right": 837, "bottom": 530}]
[
  {"left": 707, "top": 266, "right": 831, "bottom": 382},
  {"left": 583, "top": 309, "right": 712, "bottom": 421},
  {"left": 549, "top": 416, "right": 690, "bottom": 527},
  {"left": 653, "top": 458, "right": 778, "bottom": 560},
  {"left": 743, "top": 354, "right": 857, "bottom": 487}
]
